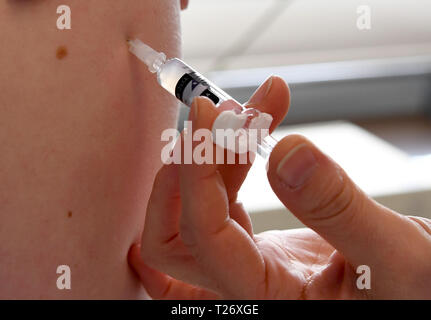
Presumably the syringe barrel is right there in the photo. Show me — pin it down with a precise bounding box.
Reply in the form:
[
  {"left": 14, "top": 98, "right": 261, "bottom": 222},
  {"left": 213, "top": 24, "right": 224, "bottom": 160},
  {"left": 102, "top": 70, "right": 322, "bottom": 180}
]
[
  {"left": 157, "top": 58, "right": 236, "bottom": 108},
  {"left": 156, "top": 58, "right": 277, "bottom": 160}
]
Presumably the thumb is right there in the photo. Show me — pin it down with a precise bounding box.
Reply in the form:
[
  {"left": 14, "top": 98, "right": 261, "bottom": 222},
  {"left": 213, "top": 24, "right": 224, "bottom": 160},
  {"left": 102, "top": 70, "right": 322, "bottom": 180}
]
[{"left": 267, "top": 134, "right": 411, "bottom": 267}]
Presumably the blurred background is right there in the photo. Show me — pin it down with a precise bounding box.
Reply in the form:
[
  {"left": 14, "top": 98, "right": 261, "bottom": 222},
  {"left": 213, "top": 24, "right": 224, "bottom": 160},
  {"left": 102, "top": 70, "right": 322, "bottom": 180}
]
[{"left": 180, "top": 0, "right": 431, "bottom": 232}]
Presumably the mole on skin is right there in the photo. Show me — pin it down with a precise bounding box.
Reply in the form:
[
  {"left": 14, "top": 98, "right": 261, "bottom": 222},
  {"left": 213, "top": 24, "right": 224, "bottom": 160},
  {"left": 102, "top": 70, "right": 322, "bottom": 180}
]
[
  {"left": 56, "top": 46, "right": 68, "bottom": 60},
  {"left": 68, "top": 211, "right": 72, "bottom": 218}
]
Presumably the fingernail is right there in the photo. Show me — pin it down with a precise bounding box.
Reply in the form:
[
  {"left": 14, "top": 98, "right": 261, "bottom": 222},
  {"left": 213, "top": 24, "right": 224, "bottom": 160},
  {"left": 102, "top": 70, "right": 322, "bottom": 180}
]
[
  {"left": 276, "top": 144, "right": 318, "bottom": 189},
  {"left": 248, "top": 76, "right": 273, "bottom": 105}
]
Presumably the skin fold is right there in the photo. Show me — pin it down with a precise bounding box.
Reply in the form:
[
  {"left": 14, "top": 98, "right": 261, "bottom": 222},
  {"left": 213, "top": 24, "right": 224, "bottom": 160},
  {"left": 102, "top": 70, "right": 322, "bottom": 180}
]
[{"left": 0, "top": 0, "right": 183, "bottom": 299}]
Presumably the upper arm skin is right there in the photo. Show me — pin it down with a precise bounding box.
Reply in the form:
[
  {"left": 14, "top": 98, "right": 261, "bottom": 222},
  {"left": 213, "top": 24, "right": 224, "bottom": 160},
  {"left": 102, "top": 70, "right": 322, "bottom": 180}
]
[{"left": 0, "top": 0, "right": 181, "bottom": 299}]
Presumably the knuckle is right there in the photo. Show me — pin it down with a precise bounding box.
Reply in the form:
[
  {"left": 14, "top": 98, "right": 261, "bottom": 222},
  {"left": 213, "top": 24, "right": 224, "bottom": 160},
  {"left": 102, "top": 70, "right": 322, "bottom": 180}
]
[
  {"left": 406, "top": 216, "right": 431, "bottom": 265},
  {"left": 308, "top": 173, "right": 359, "bottom": 227},
  {"left": 407, "top": 216, "right": 431, "bottom": 237}
]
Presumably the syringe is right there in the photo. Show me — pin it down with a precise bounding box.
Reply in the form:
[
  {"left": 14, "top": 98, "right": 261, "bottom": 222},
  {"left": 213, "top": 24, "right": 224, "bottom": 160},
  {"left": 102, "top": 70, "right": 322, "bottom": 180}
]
[{"left": 128, "top": 39, "right": 278, "bottom": 160}]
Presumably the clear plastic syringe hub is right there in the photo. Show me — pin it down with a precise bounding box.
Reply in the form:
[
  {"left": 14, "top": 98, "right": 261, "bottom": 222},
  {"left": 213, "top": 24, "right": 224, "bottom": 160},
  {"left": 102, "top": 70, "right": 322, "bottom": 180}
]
[
  {"left": 128, "top": 39, "right": 278, "bottom": 160},
  {"left": 128, "top": 39, "right": 167, "bottom": 73}
]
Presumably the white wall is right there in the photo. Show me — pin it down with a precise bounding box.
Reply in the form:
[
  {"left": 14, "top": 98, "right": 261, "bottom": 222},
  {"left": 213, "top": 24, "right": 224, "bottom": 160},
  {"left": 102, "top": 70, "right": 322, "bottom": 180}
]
[{"left": 181, "top": 0, "right": 431, "bottom": 72}]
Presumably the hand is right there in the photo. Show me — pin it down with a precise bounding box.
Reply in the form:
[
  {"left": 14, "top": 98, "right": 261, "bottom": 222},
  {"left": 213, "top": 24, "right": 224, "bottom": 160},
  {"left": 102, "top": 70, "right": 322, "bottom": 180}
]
[{"left": 128, "top": 76, "right": 431, "bottom": 299}]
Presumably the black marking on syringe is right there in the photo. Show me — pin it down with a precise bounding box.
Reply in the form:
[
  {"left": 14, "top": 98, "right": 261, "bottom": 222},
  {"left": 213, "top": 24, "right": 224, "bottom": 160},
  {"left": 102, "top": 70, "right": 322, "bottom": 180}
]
[
  {"left": 175, "top": 73, "right": 194, "bottom": 101},
  {"left": 189, "top": 70, "right": 211, "bottom": 87},
  {"left": 175, "top": 72, "right": 220, "bottom": 106},
  {"left": 201, "top": 89, "right": 219, "bottom": 104}
]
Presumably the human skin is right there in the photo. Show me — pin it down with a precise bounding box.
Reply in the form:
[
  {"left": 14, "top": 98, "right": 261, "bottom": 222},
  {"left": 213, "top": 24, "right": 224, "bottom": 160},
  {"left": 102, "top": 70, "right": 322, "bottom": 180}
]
[
  {"left": 129, "top": 77, "right": 431, "bottom": 299},
  {"left": 0, "top": 0, "right": 187, "bottom": 299}
]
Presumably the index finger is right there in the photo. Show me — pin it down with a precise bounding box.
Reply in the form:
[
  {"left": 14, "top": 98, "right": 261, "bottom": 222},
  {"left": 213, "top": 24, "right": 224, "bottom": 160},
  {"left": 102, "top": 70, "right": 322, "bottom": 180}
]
[{"left": 179, "top": 99, "right": 266, "bottom": 298}]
